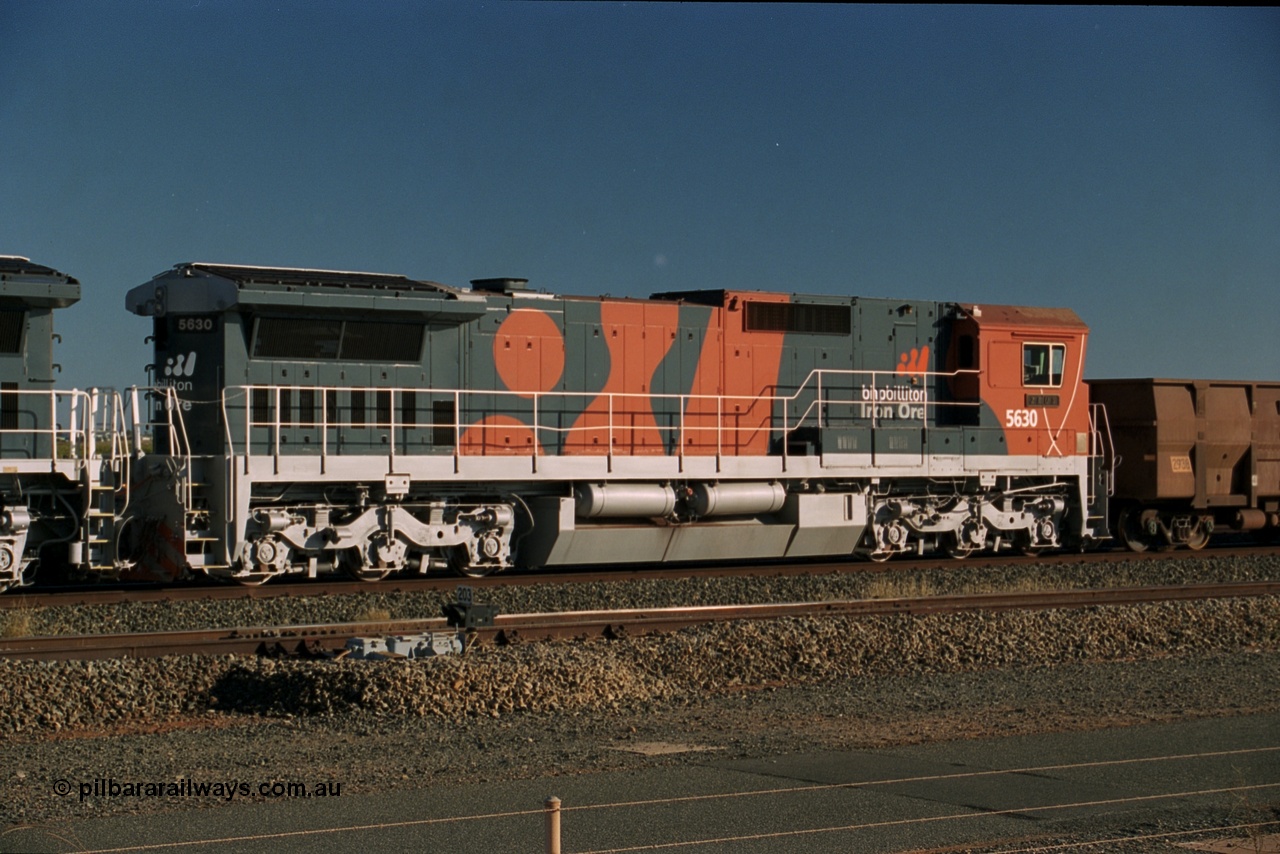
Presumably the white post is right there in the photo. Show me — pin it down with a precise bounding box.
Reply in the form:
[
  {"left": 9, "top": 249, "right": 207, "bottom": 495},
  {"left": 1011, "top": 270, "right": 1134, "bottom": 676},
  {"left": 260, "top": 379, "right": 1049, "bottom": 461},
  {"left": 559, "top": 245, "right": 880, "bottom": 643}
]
[{"left": 544, "top": 796, "right": 561, "bottom": 854}]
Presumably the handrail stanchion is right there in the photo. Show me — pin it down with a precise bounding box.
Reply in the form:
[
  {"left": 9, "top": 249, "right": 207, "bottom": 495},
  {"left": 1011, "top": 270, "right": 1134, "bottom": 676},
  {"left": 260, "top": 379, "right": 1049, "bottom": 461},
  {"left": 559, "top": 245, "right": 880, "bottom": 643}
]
[
  {"left": 67, "top": 390, "right": 80, "bottom": 463},
  {"left": 716, "top": 395, "right": 723, "bottom": 472},
  {"left": 273, "top": 385, "right": 281, "bottom": 475},
  {"left": 88, "top": 389, "right": 100, "bottom": 467},
  {"left": 321, "top": 385, "right": 328, "bottom": 475},
  {"left": 452, "top": 390, "right": 461, "bottom": 474},
  {"left": 244, "top": 386, "right": 252, "bottom": 474},
  {"left": 818, "top": 370, "right": 824, "bottom": 430},
  {"left": 389, "top": 387, "right": 396, "bottom": 473},
  {"left": 678, "top": 394, "right": 685, "bottom": 472},
  {"left": 130, "top": 387, "right": 143, "bottom": 457},
  {"left": 781, "top": 391, "right": 789, "bottom": 472}
]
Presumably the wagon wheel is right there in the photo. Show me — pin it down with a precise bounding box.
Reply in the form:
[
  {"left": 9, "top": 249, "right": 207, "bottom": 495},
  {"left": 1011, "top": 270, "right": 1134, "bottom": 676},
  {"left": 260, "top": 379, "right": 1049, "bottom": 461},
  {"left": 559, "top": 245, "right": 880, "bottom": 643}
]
[
  {"left": 339, "top": 547, "right": 392, "bottom": 583},
  {"left": 1117, "top": 506, "right": 1154, "bottom": 553},
  {"left": 1184, "top": 525, "right": 1212, "bottom": 551}
]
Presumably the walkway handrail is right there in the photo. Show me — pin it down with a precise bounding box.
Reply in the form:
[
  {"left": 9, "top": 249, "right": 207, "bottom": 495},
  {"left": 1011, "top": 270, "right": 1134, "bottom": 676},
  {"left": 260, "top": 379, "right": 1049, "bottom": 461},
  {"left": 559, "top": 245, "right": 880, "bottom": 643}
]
[{"left": 212, "top": 366, "right": 988, "bottom": 463}]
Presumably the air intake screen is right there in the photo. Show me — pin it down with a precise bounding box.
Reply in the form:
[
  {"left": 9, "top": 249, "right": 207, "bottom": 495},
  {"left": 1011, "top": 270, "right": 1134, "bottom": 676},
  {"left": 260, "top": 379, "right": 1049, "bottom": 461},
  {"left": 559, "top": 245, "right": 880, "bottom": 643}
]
[
  {"left": 340, "top": 321, "right": 423, "bottom": 362},
  {"left": 253, "top": 318, "right": 341, "bottom": 359},
  {"left": 253, "top": 318, "right": 423, "bottom": 362},
  {"left": 744, "top": 302, "right": 850, "bottom": 336}
]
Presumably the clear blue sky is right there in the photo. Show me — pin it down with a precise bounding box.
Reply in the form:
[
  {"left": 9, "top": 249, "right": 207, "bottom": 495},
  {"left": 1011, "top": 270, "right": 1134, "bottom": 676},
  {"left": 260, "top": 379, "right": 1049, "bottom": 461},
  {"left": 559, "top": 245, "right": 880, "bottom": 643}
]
[{"left": 3, "top": 2, "right": 1277, "bottom": 393}]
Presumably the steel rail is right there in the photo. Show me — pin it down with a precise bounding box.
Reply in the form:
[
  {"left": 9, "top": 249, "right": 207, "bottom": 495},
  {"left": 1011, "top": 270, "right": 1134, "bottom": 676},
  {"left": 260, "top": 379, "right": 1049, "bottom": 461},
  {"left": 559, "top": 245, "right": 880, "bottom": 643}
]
[
  {"left": 5, "top": 543, "right": 1279, "bottom": 611},
  {"left": 2, "top": 581, "right": 1278, "bottom": 662}
]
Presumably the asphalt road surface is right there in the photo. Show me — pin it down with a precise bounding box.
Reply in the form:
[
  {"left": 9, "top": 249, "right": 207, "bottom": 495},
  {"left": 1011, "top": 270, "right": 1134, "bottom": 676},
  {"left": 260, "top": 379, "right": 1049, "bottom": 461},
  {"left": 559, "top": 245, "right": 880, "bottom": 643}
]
[{"left": 5, "top": 713, "right": 1279, "bottom": 853}]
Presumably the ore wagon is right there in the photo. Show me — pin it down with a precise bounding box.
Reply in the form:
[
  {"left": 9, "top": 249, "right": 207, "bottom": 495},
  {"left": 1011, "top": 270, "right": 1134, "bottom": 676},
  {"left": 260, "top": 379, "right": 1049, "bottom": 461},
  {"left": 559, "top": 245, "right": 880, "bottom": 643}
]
[{"left": 1088, "top": 378, "right": 1280, "bottom": 550}]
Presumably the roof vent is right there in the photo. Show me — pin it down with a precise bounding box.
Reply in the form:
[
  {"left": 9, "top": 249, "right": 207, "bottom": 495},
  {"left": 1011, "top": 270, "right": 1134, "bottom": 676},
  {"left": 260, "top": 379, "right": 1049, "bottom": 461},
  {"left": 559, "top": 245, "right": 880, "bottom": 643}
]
[{"left": 470, "top": 277, "right": 529, "bottom": 294}]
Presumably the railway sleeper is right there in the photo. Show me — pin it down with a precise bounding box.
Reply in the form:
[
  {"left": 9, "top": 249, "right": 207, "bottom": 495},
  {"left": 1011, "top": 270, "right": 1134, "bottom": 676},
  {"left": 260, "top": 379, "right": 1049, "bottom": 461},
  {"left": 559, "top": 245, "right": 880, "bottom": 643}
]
[{"left": 229, "top": 501, "right": 517, "bottom": 584}]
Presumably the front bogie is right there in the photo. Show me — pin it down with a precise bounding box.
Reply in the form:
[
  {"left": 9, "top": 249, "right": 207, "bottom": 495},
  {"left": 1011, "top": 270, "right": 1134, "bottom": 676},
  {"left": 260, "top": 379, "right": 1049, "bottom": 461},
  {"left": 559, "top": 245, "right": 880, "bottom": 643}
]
[{"left": 228, "top": 494, "right": 518, "bottom": 584}]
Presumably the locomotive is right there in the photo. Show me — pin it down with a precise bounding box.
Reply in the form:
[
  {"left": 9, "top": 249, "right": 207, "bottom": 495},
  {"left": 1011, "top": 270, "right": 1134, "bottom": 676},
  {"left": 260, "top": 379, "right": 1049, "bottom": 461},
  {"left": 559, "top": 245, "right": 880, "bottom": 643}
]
[{"left": 0, "top": 256, "right": 1276, "bottom": 592}]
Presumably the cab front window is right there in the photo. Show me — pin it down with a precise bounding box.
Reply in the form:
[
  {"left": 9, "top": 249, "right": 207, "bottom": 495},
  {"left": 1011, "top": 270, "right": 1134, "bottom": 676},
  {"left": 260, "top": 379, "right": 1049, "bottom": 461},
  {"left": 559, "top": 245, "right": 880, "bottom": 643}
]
[{"left": 1023, "top": 343, "right": 1065, "bottom": 387}]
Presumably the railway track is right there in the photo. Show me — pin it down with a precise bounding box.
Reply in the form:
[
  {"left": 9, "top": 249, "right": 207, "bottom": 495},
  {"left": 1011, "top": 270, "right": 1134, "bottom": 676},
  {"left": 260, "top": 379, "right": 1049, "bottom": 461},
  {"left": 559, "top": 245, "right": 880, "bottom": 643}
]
[
  {"left": 4, "top": 580, "right": 1278, "bottom": 662},
  {"left": 5, "top": 543, "right": 1278, "bottom": 611}
]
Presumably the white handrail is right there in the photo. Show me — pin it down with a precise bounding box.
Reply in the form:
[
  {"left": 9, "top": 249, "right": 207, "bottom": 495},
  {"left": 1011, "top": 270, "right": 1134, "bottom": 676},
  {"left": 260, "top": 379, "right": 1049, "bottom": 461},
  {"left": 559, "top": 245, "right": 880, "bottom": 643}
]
[{"left": 210, "top": 366, "right": 993, "bottom": 462}]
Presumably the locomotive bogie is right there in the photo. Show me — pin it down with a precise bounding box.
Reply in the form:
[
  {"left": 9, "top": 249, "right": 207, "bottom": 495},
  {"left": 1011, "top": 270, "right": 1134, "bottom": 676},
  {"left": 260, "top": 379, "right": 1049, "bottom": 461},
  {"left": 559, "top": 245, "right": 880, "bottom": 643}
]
[
  {"left": 860, "top": 479, "right": 1070, "bottom": 560},
  {"left": 228, "top": 499, "right": 518, "bottom": 583}
]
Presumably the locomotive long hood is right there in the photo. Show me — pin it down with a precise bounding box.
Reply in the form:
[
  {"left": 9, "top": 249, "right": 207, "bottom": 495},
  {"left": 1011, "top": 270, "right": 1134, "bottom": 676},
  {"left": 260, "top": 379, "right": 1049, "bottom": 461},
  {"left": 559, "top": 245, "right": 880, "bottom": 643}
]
[{"left": 126, "top": 262, "right": 488, "bottom": 321}]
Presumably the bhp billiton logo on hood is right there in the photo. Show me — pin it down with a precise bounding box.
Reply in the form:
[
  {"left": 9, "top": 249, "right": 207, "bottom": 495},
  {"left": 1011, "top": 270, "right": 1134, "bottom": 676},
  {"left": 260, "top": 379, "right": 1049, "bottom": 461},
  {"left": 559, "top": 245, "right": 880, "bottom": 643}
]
[
  {"left": 895, "top": 346, "right": 929, "bottom": 377},
  {"left": 163, "top": 352, "right": 198, "bottom": 379}
]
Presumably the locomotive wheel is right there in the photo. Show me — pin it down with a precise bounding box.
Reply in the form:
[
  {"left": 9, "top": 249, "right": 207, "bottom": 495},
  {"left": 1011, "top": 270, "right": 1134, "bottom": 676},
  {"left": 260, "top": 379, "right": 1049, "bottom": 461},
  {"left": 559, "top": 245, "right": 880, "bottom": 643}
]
[
  {"left": 448, "top": 546, "right": 496, "bottom": 578},
  {"left": 339, "top": 548, "right": 391, "bottom": 583},
  {"left": 944, "top": 533, "right": 976, "bottom": 559},
  {"left": 453, "top": 561, "right": 495, "bottom": 579},
  {"left": 234, "top": 572, "right": 273, "bottom": 587},
  {"left": 347, "top": 565, "right": 392, "bottom": 582}
]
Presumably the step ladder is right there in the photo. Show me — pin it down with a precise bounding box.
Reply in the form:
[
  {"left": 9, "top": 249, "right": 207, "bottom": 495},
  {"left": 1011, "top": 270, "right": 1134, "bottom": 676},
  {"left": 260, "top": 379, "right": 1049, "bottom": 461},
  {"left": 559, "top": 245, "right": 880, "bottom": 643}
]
[
  {"left": 1086, "top": 402, "right": 1116, "bottom": 540},
  {"left": 181, "top": 463, "right": 224, "bottom": 570},
  {"left": 83, "top": 460, "right": 122, "bottom": 572},
  {"left": 72, "top": 390, "right": 134, "bottom": 575}
]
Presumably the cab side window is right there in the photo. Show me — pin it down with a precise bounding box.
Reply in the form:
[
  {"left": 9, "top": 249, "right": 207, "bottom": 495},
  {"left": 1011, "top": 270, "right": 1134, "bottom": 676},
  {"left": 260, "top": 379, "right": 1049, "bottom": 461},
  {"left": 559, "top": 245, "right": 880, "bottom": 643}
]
[{"left": 1023, "top": 343, "right": 1064, "bottom": 387}]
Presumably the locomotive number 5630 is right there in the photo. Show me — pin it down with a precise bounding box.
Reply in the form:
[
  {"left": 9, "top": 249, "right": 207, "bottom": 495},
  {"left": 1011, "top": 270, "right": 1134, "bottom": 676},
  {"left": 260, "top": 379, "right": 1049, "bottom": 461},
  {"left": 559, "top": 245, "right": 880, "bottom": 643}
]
[
  {"left": 1004, "top": 408, "right": 1039, "bottom": 428},
  {"left": 176, "top": 317, "right": 216, "bottom": 333}
]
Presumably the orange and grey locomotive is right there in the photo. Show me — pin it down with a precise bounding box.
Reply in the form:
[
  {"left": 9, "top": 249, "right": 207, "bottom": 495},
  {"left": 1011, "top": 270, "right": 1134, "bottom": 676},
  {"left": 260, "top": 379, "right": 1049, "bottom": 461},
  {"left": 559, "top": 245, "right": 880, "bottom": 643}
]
[{"left": 116, "top": 262, "right": 1113, "bottom": 585}]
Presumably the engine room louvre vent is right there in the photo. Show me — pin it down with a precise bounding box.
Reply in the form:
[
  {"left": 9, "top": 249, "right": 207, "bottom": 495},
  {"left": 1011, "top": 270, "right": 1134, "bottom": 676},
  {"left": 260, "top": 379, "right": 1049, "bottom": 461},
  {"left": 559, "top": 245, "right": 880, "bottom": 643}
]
[
  {"left": 252, "top": 317, "right": 424, "bottom": 362},
  {"left": 0, "top": 310, "right": 24, "bottom": 354},
  {"left": 744, "top": 301, "right": 851, "bottom": 336}
]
